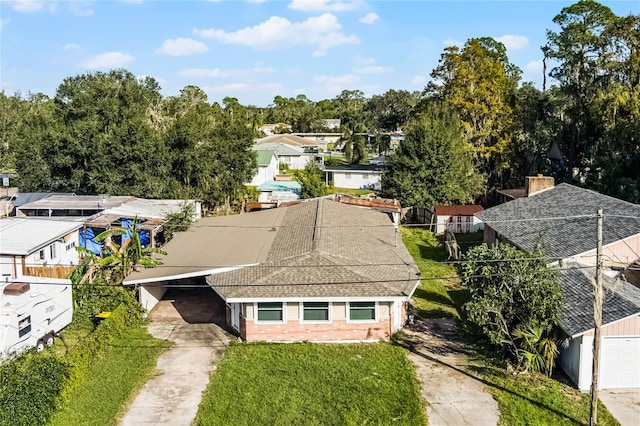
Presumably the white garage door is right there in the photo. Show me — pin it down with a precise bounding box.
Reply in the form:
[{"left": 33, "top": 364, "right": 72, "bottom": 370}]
[{"left": 599, "top": 336, "right": 640, "bottom": 389}]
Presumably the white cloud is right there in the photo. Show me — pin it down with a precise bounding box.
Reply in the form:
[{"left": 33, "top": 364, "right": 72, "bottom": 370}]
[
  {"left": 64, "top": 43, "right": 81, "bottom": 50},
  {"left": 12, "top": 0, "right": 44, "bottom": 12},
  {"left": 358, "top": 12, "right": 379, "bottom": 24},
  {"left": 179, "top": 68, "right": 231, "bottom": 78},
  {"left": 411, "top": 75, "right": 426, "bottom": 85},
  {"left": 495, "top": 35, "right": 529, "bottom": 50},
  {"left": 194, "top": 13, "right": 358, "bottom": 55},
  {"left": 79, "top": 52, "right": 134, "bottom": 69},
  {"left": 354, "top": 65, "right": 390, "bottom": 74},
  {"left": 524, "top": 60, "right": 543, "bottom": 74},
  {"left": 69, "top": 2, "right": 94, "bottom": 16},
  {"left": 314, "top": 73, "right": 360, "bottom": 94},
  {"left": 156, "top": 38, "right": 209, "bottom": 56},
  {"left": 203, "top": 83, "right": 251, "bottom": 93},
  {"left": 252, "top": 66, "right": 275, "bottom": 73},
  {"left": 0, "top": 18, "right": 10, "bottom": 30},
  {"left": 443, "top": 39, "right": 463, "bottom": 48},
  {"left": 288, "top": 0, "right": 358, "bottom": 12},
  {"left": 353, "top": 55, "right": 374, "bottom": 65}
]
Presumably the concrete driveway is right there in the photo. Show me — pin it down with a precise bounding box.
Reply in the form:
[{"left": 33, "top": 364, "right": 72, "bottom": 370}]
[
  {"left": 600, "top": 389, "right": 640, "bottom": 426},
  {"left": 402, "top": 318, "right": 499, "bottom": 426},
  {"left": 120, "top": 287, "right": 233, "bottom": 426}
]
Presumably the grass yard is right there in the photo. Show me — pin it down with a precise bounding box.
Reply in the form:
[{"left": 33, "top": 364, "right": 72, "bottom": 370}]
[
  {"left": 194, "top": 342, "right": 427, "bottom": 426},
  {"left": 473, "top": 364, "right": 620, "bottom": 426},
  {"left": 401, "top": 227, "right": 482, "bottom": 318},
  {"left": 48, "top": 326, "right": 171, "bottom": 426},
  {"left": 327, "top": 187, "right": 377, "bottom": 197}
]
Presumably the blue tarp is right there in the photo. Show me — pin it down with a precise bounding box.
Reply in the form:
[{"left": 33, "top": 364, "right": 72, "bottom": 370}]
[
  {"left": 79, "top": 227, "right": 102, "bottom": 255},
  {"left": 121, "top": 218, "right": 150, "bottom": 247}
]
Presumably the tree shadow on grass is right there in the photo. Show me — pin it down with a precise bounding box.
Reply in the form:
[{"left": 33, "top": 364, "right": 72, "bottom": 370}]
[{"left": 399, "top": 342, "right": 585, "bottom": 426}]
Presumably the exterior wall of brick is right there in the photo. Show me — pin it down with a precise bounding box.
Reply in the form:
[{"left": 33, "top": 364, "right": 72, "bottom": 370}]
[{"left": 243, "top": 318, "right": 391, "bottom": 342}]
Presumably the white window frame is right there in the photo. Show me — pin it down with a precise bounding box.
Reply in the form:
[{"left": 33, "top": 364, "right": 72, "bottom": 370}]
[
  {"left": 49, "top": 243, "right": 57, "bottom": 260},
  {"left": 255, "top": 302, "right": 286, "bottom": 324},
  {"left": 66, "top": 241, "right": 76, "bottom": 251},
  {"left": 299, "top": 301, "right": 331, "bottom": 323},
  {"left": 36, "top": 249, "right": 45, "bottom": 262},
  {"left": 347, "top": 301, "right": 378, "bottom": 323}
]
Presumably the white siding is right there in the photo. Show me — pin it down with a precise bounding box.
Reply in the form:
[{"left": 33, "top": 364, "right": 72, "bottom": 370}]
[
  {"left": 436, "top": 215, "right": 484, "bottom": 234},
  {"left": 139, "top": 284, "right": 167, "bottom": 312},
  {"left": 249, "top": 156, "right": 279, "bottom": 186},
  {"left": 332, "top": 171, "right": 381, "bottom": 190}
]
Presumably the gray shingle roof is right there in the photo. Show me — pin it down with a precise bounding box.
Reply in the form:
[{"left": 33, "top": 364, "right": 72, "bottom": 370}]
[
  {"left": 208, "top": 199, "right": 419, "bottom": 300},
  {"left": 558, "top": 265, "right": 640, "bottom": 337},
  {"left": 476, "top": 184, "right": 640, "bottom": 260}
]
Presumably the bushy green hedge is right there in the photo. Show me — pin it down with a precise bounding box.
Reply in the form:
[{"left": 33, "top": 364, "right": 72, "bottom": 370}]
[
  {"left": 0, "top": 299, "right": 145, "bottom": 426},
  {"left": 60, "top": 301, "right": 145, "bottom": 403},
  {"left": 0, "top": 352, "right": 69, "bottom": 426}
]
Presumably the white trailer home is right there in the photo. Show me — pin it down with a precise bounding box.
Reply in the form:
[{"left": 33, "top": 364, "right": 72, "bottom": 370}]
[{"left": 0, "top": 276, "right": 73, "bottom": 357}]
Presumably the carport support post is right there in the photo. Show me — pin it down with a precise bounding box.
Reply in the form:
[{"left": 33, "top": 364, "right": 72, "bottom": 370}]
[{"left": 590, "top": 209, "right": 603, "bottom": 426}]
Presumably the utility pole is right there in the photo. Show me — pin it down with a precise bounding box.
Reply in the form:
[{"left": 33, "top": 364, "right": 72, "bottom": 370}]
[{"left": 590, "top": 209, "right": 604, "bottom": 426}]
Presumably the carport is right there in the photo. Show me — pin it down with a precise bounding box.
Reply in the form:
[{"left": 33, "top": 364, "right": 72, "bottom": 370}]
[{"left": 123, "top": 209, "right": 286, "bottom": 313}]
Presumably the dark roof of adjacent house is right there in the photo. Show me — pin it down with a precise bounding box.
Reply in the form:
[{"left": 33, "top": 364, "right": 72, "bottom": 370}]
[
  {"left": 476, "top": 183, "right": 640, "bottom": 260},
  {"left": 559, "top": 265, "right": 640, "bottom": 337},
  {"left": 496, "top": 188, "right": 527, "bottom": 200},
  {"left": 435, "top": 205, "right": 484, "bottom": 216},
  {"left": 207, "top": 199, "right": 419, "bottom": 301}
]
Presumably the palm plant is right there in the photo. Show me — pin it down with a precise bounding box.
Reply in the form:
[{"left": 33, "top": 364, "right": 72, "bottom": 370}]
[{"left": 513, "top": 324, "right": 561, "bottom": 377}]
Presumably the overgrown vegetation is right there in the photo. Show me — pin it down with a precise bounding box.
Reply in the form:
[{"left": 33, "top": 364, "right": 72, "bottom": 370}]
[
  {"left": 295, "top": 161, "right": 327, "bottom": 199},
  {"left": 162, "top": 201, "right": 196, "bottom": 243},
  {"left": 461, "top": 243, "right": 563, "bottom": 375},
  {"left": 0, "top": 352, "right": 69, "bottom": 426},
  {"left": 474, "top": 363, "right": 620, "bottom": 426},
  {"left": 401, "top": 227, "right": 479, "bottom": 318},
  {"left": 194, "top": 342, "right": 427, "bottom": 425},
  {"left": 48, "top": 327, "right": 170, "bottom": 426}
]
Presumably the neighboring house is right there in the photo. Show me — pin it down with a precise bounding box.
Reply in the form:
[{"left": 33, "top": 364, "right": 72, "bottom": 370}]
[
  {"left": 255, "top": 134, "right": 319, "bottom": 149},
  {"left": 15, "top": 194, "right": 201, "bottom": 250},
  {"left": 476, "top": 176, "right": 640, "bottom": 390},
  {"left": 324, "top": 165, "right": 382, "bottom": 190},
  {"left": 369, "top": 155, "right": 387, "bottom": 166},
  {"left": 252, "top": 142, "right": 322, "bottom": 171},
  {"left": 124, "top": 197, "right": 419, "bottom": 343},
  {"left": 321, "top": 119, "right": 341, "bottom": 130},
  {"left": 258, "top": 123, "right": 292, "bottom": 136},
  {"left": 433, "top": 205, "right": 484, "bottom": 234},
  {"left": 249, "top": 150, "right": 279, "bottom": 187},
  {"left": 557, "top": 264, "right": 640, "bottom": 391},
  {"left": 291, "top": 133, "right": 342, "bottom": 150},
  {"left": 0, "top": 217, "right": 82, "bottom": 279}
]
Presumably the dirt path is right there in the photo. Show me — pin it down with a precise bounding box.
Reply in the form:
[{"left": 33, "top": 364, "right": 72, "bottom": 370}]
[
  {"left": 119, "top": 288, "right": 232, "bottom": 426},
  {"left": 402, "top": 317, "right": 500, "bottom": 426}
]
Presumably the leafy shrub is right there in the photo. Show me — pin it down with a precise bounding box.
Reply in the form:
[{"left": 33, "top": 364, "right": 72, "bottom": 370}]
[
  {"left": 60, "top": 302, "right": 145, "bottom": 403},
  {"left": 73, "top": 282, "right": 140, "bottom": 320},
  {"left": 0, "top": 352, "right": 70, "bottom": 426}
]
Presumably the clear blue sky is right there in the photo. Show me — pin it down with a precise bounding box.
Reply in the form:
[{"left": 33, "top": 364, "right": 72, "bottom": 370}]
[{"left": 1, "top": 0, "right": 638, "bottom": 106}]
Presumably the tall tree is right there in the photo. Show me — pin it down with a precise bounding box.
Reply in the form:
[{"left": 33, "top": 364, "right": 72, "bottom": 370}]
[
  {"left": 381, "top": 105, "right": 483, "bottom": 206},
  {"left": 296, "top": 161, "right": 327, "bottom": 199},
  {"left": 428, "top": 38, "right": 520, "bottom": 188}
]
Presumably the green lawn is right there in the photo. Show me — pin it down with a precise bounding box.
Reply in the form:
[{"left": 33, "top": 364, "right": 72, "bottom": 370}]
[
  {"left": 401, "top": 227, "right": 619, "bottom": 425},
  {"left": 474, "top": 364, "right": 620, "bottom": 426},
  {"left": 48, "top": 326, "right": 171, "bottom": 426},
  {"left": 327, "top": 187, "right": 376, "bottom": 197},
  {"left": 401, "top": 227, "right": 481, "bottom": 318},
  {"left": 194, "top": 342, "right": 427, "bottom": 426}
]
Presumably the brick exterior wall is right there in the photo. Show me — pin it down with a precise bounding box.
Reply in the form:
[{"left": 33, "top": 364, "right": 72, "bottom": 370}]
[{"left": 242, "top": 318, "right": 392, "bottom": 342}]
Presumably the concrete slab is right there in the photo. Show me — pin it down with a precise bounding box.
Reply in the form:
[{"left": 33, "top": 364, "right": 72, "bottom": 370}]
[
  {"left": 403, "top": 318, "right": 499, "bottom": 426},
  {"left": 119, "top": 287, "right": 233, "bottom": 426},
  {"left": 600, "top": 389, "right": 640, "bottom": 426}
]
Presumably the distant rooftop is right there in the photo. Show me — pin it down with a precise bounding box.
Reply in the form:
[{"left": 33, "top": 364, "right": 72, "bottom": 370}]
[{"left": 0, "top": 217, "right": 83, "bottom": 255}]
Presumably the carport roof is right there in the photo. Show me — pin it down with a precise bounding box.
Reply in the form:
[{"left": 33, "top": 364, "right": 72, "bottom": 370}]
[{"left": 123, "top": 208, "right": 287, "bottom": 285}]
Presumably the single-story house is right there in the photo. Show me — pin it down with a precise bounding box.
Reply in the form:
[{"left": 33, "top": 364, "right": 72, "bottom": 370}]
[
  {"left": 249, "top": 150, "right": 279, "bottom": 187},
  {"left": 433, "top": 205, "right": 484, "bottom": 234},
  {"left": 0, "top": 217, "right": 83, "bottom": 279},
  {"left": 255, "top": 134, "right": 319, "bottom": 149},
  {"left": 558, "top": 264, "right": 640, "bottom": 391},
  {"left": 252, "top": 142, "right": 322, "bottom": 171},
  {"left": 124, "top": 197, "right": 419, "bottom": 343},
  {"left": 477, "top": 176, "right": 640, "bottom": 390},
  {"left": 324, "top": 164, "right": 382, "bottom": 190}
]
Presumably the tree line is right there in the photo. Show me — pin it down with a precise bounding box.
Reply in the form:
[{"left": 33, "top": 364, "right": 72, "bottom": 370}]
[{"left": 1, "top": 0, "right": 638, "bottom": 209}]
